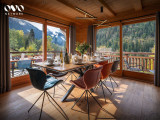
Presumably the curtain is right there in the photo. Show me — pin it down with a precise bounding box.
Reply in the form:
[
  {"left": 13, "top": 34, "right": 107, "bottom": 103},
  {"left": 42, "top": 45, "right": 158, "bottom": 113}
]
[
  {"left": 155, "top": 12, "right": 160, "bottom": 87},
  {"left": 69, "top": 25, "right": 76, "bottom": 54},
  {"left": 87, "top": 25, "right": 95, "bottom": 54},
  {"left": 0, "top": 3, "right": 11, "bottom": 93}
]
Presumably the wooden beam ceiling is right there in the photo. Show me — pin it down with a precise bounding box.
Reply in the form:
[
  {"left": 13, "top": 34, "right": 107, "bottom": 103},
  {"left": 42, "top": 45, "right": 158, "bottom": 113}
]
[
  {"left": 98, "top": 0, "right": 116, "bottom": 17},
  {"left": 22, "top": 2, "right": 79, "bottom": 24},
  {"left": 56, "top": 0, "right": 96, "bottom": 20},
  {"left": 133, "top": 0, "right": 143, "bottom": 11}
]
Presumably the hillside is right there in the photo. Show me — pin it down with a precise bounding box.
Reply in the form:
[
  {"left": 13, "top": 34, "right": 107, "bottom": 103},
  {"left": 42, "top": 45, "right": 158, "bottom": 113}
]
[
  {"left": 96, "top": 21, "right": 155, "bottom": 53},
  {"left": 9, "top": 17, "right": 66, "bottom": 46}
]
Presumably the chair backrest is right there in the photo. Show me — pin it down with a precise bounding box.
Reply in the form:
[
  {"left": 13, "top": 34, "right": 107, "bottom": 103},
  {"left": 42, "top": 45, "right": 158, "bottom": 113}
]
[
  {"left": 26, "top": 68, "right": 47, "bottom": 90},
  {"left": 124, "top": 59, "right": 130, "bottom": 69},
  {"left": 83, "top": 65, "right": 103, "bottom": 90},
  {"left": 101, "top": 62, "right": 113, "bottom": 79},
  {"left": 111, "top": 60, "right": 120, "bottom": 73},
  {"left": 17, "top": 60, "right": 31, "bottom": 69},
  {"left": 99, "top": 60, "right": 108, "bottom": 65}
]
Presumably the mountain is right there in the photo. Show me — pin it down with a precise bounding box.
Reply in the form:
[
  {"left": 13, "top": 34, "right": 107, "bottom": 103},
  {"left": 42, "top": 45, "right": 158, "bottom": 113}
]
[{"left": 9, "top": 17, "right": 66, "bottom": 46}]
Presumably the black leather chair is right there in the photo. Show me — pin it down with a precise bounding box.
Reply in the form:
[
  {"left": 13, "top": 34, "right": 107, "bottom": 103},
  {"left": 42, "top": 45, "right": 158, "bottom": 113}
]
[
  {"left": 46, "top": 69, "right": 77, "bottom": 97},
  {"left": 26, "top": 68, "right": 69, "bottom": 120}
]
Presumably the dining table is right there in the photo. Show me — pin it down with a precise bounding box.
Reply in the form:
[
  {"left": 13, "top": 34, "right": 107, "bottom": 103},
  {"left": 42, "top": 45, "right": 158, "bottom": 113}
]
[{"left": 33, "top": 57, "right": 110, "bottom": 102}]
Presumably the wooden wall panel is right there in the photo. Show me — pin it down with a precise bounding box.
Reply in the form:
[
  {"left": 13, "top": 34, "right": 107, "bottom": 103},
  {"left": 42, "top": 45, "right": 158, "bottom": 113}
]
[
  {"left": 123, "top": 70, "right": 154, "bottom": 83},
  {"left": 76, "top": 24, "right": 89, "bottom": 43},
  {"left": 11, "top": 75, "right": 31, "bottom": 88}
]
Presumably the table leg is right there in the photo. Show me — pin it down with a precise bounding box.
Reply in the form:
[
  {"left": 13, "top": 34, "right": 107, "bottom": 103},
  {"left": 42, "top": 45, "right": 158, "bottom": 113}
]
[
  {"left": 61, "top": 85, "right": 75, "bottom": 102},
  {"left": 61, "top": 65, "right": 91, "bottom": 102}
]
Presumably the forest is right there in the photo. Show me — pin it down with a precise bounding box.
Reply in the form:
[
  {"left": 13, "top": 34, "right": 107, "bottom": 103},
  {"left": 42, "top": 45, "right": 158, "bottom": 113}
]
[
  {"left": 96, "top": 21, "right": 155, "bottom": 53},
  {"left": 9, "top": 28, "right": 65, "bottom": 53}
]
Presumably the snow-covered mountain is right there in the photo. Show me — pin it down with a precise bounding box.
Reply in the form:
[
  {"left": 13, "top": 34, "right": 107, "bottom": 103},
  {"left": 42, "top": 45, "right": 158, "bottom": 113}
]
[{"left": 9, "top": 17, "right": 66, "bottom": 46}]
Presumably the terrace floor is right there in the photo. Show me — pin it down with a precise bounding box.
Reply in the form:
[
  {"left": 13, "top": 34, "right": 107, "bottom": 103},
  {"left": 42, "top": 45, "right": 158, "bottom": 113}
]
[{"left": 0, "top": 77, "right": 160, "bottom": 120}]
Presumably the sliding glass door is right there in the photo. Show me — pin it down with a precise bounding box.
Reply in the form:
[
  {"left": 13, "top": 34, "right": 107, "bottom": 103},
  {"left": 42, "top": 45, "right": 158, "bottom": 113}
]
[
  {"left": 96, "top": 26, "right": 120, "bottom": 69},
  {"left": 122, "top": 21, "right": 156, "bottom": 74},
  {"left": 9, "top": 17, "right": 43, "bottom": 78}
]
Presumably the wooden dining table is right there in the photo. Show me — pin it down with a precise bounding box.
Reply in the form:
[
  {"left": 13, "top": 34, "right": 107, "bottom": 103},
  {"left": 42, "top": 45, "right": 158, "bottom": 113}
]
[{"left": 33, "top": 57, "right": 110, "bottom": 102}]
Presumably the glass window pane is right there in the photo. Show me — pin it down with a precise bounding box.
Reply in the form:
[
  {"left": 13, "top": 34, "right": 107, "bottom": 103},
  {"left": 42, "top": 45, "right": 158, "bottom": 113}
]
[
  {"left": 122, "top": 21, "right": 155, "bottom": 74},
  {"left": 9, "top": 17, "right": 43, "bottom": 78},
  {"left": 96, "top": 26, "right": 120, "bottom": 69},
  {"left": 47, "top": 25, "right": 66, "bottom": 60}
]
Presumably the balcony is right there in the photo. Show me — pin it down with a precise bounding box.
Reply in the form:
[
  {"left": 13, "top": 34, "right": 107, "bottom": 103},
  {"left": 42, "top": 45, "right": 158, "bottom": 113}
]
[{"left": 97, "top": 51, "right": 154, "bottom": 73}]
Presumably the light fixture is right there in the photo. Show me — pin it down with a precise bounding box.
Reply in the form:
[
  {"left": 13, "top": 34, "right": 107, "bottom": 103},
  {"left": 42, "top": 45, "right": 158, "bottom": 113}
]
[{"left": 101, "top": 6, "right": 103, "bottom": 13}]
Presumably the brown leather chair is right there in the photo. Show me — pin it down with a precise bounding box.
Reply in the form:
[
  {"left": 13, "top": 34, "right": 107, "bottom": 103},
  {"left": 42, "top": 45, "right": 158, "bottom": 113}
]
[
  {"left": 94, "top": 62, "right": 113, "bottom": 102},
  {"left": 70, "top": 65, "right": 103, "bottom": 120}
]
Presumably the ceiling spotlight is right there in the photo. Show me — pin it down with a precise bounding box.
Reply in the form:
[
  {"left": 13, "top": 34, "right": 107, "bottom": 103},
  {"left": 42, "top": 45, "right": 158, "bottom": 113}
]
[{"left": 101, "top": 6, "right": 103, "bottom": 13}]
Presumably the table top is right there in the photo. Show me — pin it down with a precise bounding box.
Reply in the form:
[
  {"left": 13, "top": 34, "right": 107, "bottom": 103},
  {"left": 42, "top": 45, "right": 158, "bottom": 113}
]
[{"left": 33, "top": 58, "right": 110, "bottom": 72}]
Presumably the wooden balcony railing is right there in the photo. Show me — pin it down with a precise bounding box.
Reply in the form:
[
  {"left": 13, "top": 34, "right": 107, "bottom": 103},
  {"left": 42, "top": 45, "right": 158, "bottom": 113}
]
[
  {"left": 97, "top": 51, "right": 155, "bottom": 72},
  {"left": 10, "top": 51, "right": 62, "bottom": 78}
]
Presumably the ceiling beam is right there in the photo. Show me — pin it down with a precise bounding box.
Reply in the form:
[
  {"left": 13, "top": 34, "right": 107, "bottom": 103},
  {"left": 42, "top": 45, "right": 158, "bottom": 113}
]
[
  {"left": 98, "top": 0, "right": 116, "bottom": 17},
  {"left": 56, "top": 0, "right": 96, "bottom": 20},
  {"left": 9, "top": 1, "right": 80, "bottom": 24},
  {"left": 133, "top": 0, "right": 142, "bottom": 11}
]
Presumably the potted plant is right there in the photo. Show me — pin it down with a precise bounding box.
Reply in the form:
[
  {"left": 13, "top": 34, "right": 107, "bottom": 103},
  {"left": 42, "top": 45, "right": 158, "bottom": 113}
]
[{"left": 75, "top": 42, "right": 90, "bottom": 58}]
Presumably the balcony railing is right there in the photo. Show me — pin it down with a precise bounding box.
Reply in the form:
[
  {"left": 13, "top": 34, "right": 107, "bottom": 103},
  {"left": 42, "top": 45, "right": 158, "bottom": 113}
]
[
  {"left": 97, "top": 51, "right": 155, "bottom": 73},
  {"left": 10, "top": 51, "right": 154, "bottom": 78},
  {"left": 10, "top": 51, "right": 62, "bottom": 78}
]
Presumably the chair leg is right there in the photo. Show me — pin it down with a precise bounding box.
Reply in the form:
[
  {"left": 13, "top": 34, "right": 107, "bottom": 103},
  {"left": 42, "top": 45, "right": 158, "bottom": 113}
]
[
  {"left": 53, "top": 87, "right": 55, "bottom": 97},
  {"left": 61, "top": 84, "right": 68, "bottom": 91},
  {"left": 100, "top": 80, "right": 112, "bottom": 95},
  {"left": 110, "top": 75, "right": 118, "bottom": 87},
  {"left": 46, "top": 93, "right": 68, "bottom": 120},
  {"left": 86, "top": 91, "right": 90, "bottom": 120},
  {"left": 109, "top": 76, "right": 114, "bottom": 91},
  {"left": 101, "top": 82, "right": 106, "bottom": 103},
  {"left": 28, "top": 91, "right": 44, "bottom": 113},
  {"left": 87, "top": 90, "right": 102, "bottom": 108},
  {"left": 71, "top": 91, "right": 86, "bottom": 109},
  {"left": 46, "top": 91, "right": 69, "bottom": 120},
  {"left": 39, "top": 92, "right": 45, "bottom": 120}
]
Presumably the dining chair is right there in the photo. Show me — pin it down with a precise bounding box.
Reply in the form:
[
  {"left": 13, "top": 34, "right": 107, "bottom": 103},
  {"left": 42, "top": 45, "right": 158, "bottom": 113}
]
[
  {"left": 14, "top": 60, "right": 32, "bottom": 76},
  {"left": 70, "top": 65, "right": 103, "bottom": 120},
  {"left": 46, "top": 69, "right": 69, "bottom": 96},
  {"left": 94, "top": 62, "right": 113, "bottom": 102},
  {"left": 26, "top": 68, "right": 69, "bottom": 120},
  {"left": 109, "top": 60, "right": 119, "bottom": 91},
  {"left": 124, "top": 59, "right": 144, "bottom": 72}
]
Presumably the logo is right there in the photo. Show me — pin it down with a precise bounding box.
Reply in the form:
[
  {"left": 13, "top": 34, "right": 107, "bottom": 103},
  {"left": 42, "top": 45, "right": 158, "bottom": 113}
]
[{"left": 4, "top": 5, "right": 24, "bottom": 15}]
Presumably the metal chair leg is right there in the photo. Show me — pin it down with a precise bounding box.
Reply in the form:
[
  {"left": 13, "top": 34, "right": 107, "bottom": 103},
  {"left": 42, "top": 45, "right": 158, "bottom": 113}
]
[
  {"left": 53, "top": 87, "right": 55, "bottom": 97},
  {"left": 87, "top": 90, "right": 102, "bottom": 108},
  {"left": 101, "top": 80, "right": 112, "bottom": 95},
  {"left": 86, "top": 91, "right": 90, "bottom": 120},
  {"left": 71, "top": 91, "right": 86, "bottom": 109},
  {"left": 109, "top": 76, "right": 114, "bottom": 91},
  {"left": 61, "top": 84, "right": 68, "bottom": 91},
  {"left": 39, "top": 92, "right": 45, "bottom": 120},
  {"left": 28, "top": 91, "right": 44, "bottom": 113},
  {"left": 110, "top": 75, "right": 118, "bottom": 87},
  {"left": 46, "top": 93, "right": 68, "bottom": 120},
  {"left": 46, "top": 91, "right": 69, "bottom": 120},
  {"left": 101, "top": 82, "right": 106, "bottom": 103}
]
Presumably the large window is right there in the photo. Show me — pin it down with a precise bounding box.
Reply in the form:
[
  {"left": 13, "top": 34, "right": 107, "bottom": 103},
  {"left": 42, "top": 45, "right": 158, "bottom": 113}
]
[
  {"left": 47, "top": 25, "right": 66, "bottom": 60},
  {"left": 123, "top": 21, "right": 155, "bottom": 74},
  {"left": 96, "top": 26, "right": 120, "bottom": 68},
  {"left": 9, "top": 17, "right": 43, "bottom": 77}
]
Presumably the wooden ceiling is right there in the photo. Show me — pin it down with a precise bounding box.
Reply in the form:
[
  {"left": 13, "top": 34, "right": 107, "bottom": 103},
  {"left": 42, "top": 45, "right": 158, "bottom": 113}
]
[{"left": 2, "top": 0, "right": 160, "bottom": 25}]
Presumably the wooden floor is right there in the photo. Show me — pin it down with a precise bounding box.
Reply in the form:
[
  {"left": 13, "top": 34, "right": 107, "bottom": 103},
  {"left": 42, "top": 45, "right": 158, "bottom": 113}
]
[{"left": 0, "top": 76, "right": 160, "bottom": 120}]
